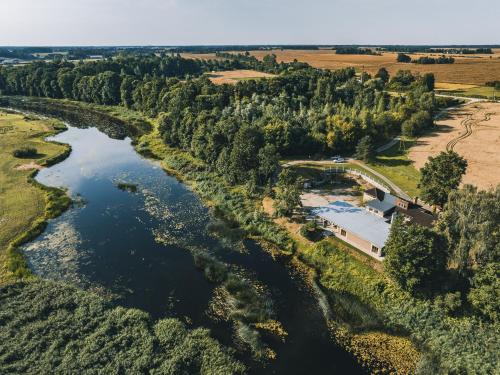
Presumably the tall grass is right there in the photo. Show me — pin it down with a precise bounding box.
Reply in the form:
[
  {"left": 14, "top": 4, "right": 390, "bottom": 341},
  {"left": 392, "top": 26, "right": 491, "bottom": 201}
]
[{"left": 0, "top": 280, "right": 245, "bottom": 374}]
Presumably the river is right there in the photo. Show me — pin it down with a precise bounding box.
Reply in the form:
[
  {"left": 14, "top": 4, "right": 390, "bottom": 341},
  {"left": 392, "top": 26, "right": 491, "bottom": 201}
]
[{"left": 21, "top": 120, "right": 365, "bottom": 374}]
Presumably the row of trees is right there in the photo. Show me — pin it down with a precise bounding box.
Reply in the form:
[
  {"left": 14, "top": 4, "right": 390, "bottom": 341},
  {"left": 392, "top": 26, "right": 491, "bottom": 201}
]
[{"left": 397, "top": 53, "right": 455, "bottom": 64}]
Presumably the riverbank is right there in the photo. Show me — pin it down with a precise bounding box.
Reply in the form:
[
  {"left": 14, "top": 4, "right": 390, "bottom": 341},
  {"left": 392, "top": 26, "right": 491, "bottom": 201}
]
[
  {"left": 0, "top": 98, "right": 420, "bottom": 372},
  {"left": 135, "top": 118, "right": 497, "bottom": 375},
  {"left": 136, "top": 120, "right": 422, "bottom": 373},
  {"left": 2, "top": 97, "right": 496, "bottom": 374},
  {"left": 0, "top": 111, "right": 71, "bottom": 284}
]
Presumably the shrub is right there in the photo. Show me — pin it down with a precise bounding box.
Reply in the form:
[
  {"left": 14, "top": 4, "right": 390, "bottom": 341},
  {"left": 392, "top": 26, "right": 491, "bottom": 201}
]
[
  {"left": 12, "top": 146, "right": 38, "bottom": 158},
  {"left": 300, "top": 220, "right": 321, "bottom": 241}
]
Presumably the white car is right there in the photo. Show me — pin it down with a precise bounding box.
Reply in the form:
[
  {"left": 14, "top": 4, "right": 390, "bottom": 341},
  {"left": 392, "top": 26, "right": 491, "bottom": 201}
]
[{"left": 333, "top": 157, "right": 345, "bottom": 163}]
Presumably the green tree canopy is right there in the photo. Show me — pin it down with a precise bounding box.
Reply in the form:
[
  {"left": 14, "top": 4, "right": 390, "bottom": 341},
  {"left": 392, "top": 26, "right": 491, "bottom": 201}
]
[
  {"left": 437, "top": 184, "right": 500, "bottom": 275},
  {"left": 468, "top": 263, "right": 500, "bottom": 322},
  {"left": 354, "top": 135, "right": 375, "bottom": 161},
  {"left": 384, "top": 216, "right": 448, "bottom": 294},
  {"left": 273, "top": 169, "right": 301, "bottom": 217},
  {"left": 374, "top": 67, "right": 390, "bottom": 84},
  {"left": 419, "top": 151, "right": 467, "bottom": 207}
]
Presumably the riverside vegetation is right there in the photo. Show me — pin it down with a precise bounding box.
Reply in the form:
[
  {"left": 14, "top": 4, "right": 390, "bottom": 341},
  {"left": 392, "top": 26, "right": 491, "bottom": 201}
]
[
  {"left": 0, "top": 110, "right": 245, "bottom": 373},
  {"left": 0, "top": 51, "right": 498, "bottom": 373},
  {"left": 0, "top": 111, "right": 71, "bottom": 283}
]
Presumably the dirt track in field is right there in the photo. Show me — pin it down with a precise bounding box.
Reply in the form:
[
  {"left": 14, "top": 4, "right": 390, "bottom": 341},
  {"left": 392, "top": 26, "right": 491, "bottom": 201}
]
[{"left": 409, "top": 102, "right": 500, "bottom": 190}]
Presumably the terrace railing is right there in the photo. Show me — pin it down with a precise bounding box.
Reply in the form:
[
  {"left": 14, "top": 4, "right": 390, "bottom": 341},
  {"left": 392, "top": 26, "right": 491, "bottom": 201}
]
[{"left": 325, "top": 166, "right": 392, "bottom": 193}]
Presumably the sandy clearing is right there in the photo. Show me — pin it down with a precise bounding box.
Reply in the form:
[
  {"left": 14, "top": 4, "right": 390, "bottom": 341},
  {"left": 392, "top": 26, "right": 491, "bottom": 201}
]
[
  {"left": 15, "top": 162, "right": 44, "bottom": 171},
  {"left": 301, "top": 189, "right": 361, "bottom": 209},
  {"left": 409, "top": 102, "right": 500, "bottom": 191},
  {"left": 206, "top": 70, "right": 275, "bottom": 85}
]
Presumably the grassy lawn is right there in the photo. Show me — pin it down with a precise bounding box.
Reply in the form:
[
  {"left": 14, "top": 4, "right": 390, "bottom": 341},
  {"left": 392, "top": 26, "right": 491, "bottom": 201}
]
[
  {"left": 367, "top": 139, "right": 421, "bottom": 197},
  {"left": 436, "top": 83, "right": 499, "bottom": 100},
  {"left": 0, "top": 111, "right": 69, "bottom": 283}
]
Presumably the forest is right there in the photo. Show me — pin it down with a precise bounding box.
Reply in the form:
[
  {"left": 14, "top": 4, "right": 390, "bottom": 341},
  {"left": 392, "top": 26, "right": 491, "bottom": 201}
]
[{"left": 0, "top": 53, "right": 444, "bottom": 189}]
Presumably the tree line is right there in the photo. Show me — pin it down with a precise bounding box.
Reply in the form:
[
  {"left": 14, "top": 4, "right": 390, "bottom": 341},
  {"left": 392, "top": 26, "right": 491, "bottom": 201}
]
[{"left": 397, "top": 53, "right": 455, "bottom": 64}]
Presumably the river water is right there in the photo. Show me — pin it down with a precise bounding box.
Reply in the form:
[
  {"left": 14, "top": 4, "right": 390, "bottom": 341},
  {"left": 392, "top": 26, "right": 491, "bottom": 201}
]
[{"left": 21, "top": 123, "right": 364, "bottom": 374}]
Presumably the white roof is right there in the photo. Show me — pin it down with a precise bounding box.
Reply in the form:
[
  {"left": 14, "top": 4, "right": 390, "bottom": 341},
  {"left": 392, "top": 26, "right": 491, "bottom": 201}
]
[{"left": 313, "top": 201, "right": 391, "bottom": 249}]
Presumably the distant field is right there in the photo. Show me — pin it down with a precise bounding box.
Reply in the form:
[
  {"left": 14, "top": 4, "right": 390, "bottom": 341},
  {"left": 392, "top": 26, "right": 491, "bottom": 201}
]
[
  {"left": 184, "top": 50, "right": 500, "bottom": 85},
  {"left": 205, "top": 69, "right": 275, "bottom": 85}
]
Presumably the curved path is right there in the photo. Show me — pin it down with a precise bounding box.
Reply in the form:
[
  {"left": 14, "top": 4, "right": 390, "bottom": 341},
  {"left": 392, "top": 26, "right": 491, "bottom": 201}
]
[{"left": 283, "top": 159, "right": 413, "bottom": 201}]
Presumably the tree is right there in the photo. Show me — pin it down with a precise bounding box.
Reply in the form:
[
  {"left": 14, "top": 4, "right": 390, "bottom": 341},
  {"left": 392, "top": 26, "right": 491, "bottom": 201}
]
[
  {"left": 421, "top": 73, "right": 435, "bottom": 91},
  {"left": 354, "top": 135, "right": 374, "bottom": 161},
  {"left": 258, "top": 144, "right": 279, "bottom": 184},
  {"left": 273, "top": 169, "right": 301, "bottom": 217},
  {"left": 402, "top": 110, "right": 433, "bottom": 137},
  {"left": 468, "top": 263, "right": 500, "bottom": 322},
  {"left": 390, "top": 69, "right": 415, "bottom": 87},
  {"left": 384, "top": 216, "right": 448, "bottom": 294},
  {"left": 419, "top": 151, "right": 467, "bottom": 207},
  {"left": 375, "top": 67, "right": 390, "bottom": 84},
  {"left": 228, "top": 126, "right": 263, "bottom": 184},
  {"left": 436, "top": 184, "right": 500, "bottom": 275},
  {"left": 397, "top": 53, "right": 412, "bottom": 63}
]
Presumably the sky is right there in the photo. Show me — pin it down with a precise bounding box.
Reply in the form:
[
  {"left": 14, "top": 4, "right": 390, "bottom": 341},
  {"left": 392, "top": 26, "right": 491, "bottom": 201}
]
[{"left": 0, "top": 0, "right": 499, "bottom": 46}]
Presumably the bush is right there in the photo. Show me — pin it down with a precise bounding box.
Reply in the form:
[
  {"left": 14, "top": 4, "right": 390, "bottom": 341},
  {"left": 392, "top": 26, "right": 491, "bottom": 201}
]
[
  {"left": 300, "top": 220, "right": 321, "bottom": 241},
  {"left": 12, "top": 146, "right": 38, "bottom": 158},
  {"left": 433, "top": 292, "right": 462, "bottom": 315}
]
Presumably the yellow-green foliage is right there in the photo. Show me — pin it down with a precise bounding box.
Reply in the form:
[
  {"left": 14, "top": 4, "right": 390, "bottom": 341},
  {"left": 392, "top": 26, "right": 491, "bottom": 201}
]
[{"left": 0, "top": 111, "right": 71, "bottom": 283}]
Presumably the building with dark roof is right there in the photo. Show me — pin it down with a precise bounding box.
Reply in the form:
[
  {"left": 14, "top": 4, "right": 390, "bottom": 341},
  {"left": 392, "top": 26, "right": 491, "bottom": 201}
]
[{"left": 363, "top": 187, "right": 437, "bottom": 228}]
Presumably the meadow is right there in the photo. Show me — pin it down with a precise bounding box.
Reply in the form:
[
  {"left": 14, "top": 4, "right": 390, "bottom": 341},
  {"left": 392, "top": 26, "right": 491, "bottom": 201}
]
[
  {"left": 0, "top": 111, "right": 70, "bottom": 283},
  {"left": 367, "top": 139, "right": 421, "bottom": 198}
]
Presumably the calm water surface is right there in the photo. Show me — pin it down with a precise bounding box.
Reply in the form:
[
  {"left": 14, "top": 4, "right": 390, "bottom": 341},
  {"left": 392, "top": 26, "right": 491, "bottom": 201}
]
[{"left": 22, "top": 124, "right": 364, "bottom": 374}]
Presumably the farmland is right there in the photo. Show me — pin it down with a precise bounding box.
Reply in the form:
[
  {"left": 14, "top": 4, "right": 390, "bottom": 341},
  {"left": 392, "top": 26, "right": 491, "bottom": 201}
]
[
  {"left": 409, "top": 101, "right": 500, "bottom": 190},
  {"left": 184, "top": 49, "right": 500, "bottom": 86}
]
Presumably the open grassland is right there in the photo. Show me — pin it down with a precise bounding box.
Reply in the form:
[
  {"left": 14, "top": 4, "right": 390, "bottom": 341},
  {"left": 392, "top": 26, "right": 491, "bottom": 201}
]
[
  {"left": 206, "top": 69, "right": 275, "bottom": 85},
  {"left": 435, "top": 82, "right": 499, "bottom": 99},
  {"left": 0, "top": 111, "right": 70, "bottom": 284},
  {"left": 367, "top": 140, "right": 421, "bottom": 198},
  {"left": 184, "top": 50, "right": 500, "bottom": 85},
  {"left": 409, "top": 101, "right": 500, "bottom": 191}
]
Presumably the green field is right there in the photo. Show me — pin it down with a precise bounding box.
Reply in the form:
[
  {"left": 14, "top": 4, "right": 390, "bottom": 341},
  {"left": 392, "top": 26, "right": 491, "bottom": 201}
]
[
  {"left": 436, "top": 85, "right": 499, "bottom": 100},
  {"left": 0, "top": 111, "right": 70, "bottom": 283},
  {"left": 367, "top": 139, "right": 421, "bottom": 197}
]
